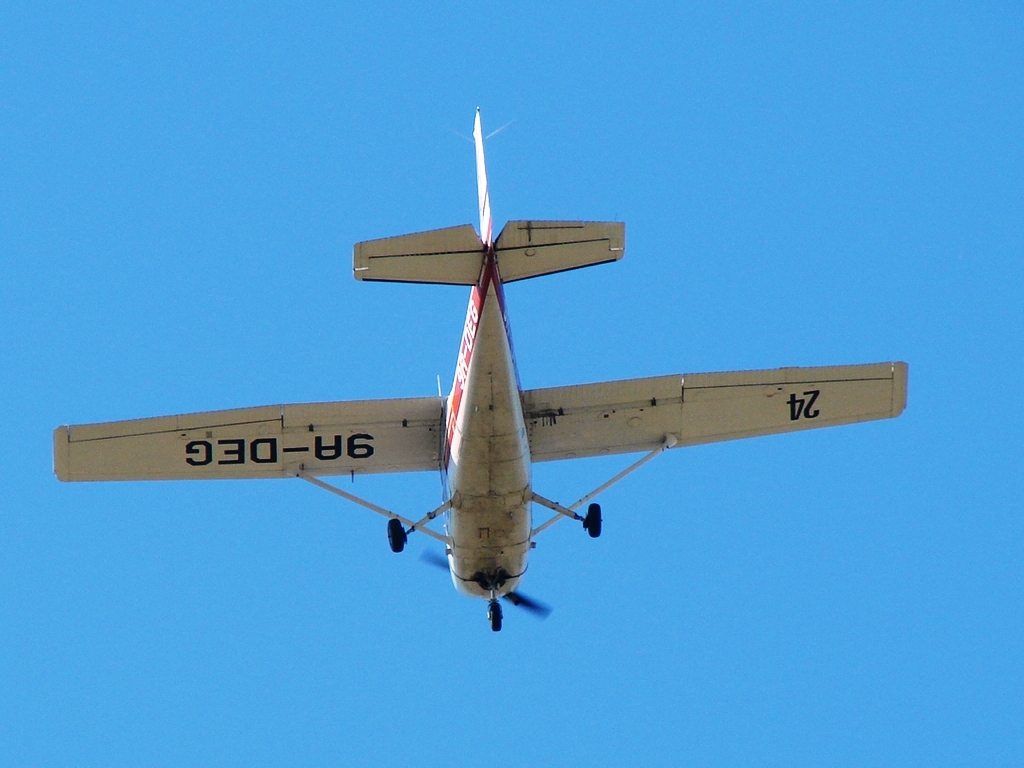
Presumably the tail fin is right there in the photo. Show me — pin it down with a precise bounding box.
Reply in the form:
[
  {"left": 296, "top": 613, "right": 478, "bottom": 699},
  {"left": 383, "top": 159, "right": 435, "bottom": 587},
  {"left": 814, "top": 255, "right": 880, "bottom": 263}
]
[{"left": 473, "top": 108, "right": 493, "bottom": 246}]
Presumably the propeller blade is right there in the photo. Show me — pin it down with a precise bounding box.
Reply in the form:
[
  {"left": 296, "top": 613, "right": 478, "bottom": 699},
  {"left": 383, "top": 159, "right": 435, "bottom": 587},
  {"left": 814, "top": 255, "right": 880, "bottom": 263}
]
[
  {"left": 419, "top": 549, "right": 450, "bottom": 571},
  {"left": 421, "top": 550, "right": 553, "bottom": 619},
  {"left": 502, "top": 591, "right": 553, "bottom": 619}
]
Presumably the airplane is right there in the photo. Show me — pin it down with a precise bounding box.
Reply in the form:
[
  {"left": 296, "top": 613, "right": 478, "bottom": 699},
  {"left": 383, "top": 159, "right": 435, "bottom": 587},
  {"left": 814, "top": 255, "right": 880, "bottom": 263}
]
[{"left": 54, "top": 109, "right": 908, "bottom": 631}]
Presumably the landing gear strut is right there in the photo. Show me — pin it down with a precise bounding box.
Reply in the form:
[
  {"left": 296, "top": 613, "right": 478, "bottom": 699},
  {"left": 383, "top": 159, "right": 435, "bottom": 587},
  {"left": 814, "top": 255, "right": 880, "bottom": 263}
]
[
  {"left": 583, "top": 503, "right": 602, "bottom": 538},
  {"left": 387, "top": 518, "right": 407, "bottom": 553},
  {"left": 488, "top": 599, "right": 503, "bottom": 632}
]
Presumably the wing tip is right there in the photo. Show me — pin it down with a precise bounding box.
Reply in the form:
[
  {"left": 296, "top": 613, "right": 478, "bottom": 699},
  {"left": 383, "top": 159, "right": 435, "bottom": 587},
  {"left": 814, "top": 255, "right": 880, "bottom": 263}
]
[
  {"left": 53, "top": 425, "right": 71, "bottom": 482},
  {"left": 891, "top": 361, "right": 909, "bottom": 417}
]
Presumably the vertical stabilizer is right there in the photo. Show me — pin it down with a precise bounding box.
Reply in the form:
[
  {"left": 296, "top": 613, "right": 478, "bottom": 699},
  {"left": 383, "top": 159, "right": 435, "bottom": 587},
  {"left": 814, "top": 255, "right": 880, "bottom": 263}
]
[{"left": 473, "top": 108, "right": 493, "bottom": 246}]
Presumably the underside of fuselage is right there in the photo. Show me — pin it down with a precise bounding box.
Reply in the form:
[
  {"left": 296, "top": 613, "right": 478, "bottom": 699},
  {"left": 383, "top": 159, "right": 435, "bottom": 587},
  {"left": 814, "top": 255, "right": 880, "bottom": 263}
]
[{"left": 445, "top": 257, "right": 532, "bottom": 599}]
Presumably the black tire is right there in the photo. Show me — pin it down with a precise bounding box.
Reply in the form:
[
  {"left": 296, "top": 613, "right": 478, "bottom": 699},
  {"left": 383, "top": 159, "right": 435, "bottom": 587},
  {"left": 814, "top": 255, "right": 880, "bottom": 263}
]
[
  {"left": 584, "top": 503, "right": 602, "bottom": 538},
  {"left": 387, "top": 518, "right": 407, "bottom": 553},
  {"left": 488, "top": 601, "right": 503, "bottom": 632}
]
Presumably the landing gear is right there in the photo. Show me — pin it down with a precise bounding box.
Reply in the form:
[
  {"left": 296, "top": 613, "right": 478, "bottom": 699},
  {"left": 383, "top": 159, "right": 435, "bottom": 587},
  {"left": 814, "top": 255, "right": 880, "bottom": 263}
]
[
  {"left": 488, "top": 599, "right": 503, "bottom": 632},
  {"left": 387, "top": 518, "right": 407, "bottom": 553},
  {"left": 583, "top": 502, "right": 602, "bottom": 538}
]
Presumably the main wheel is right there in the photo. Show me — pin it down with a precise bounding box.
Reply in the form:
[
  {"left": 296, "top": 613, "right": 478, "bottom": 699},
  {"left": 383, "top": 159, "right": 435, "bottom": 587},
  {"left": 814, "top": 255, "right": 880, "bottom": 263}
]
[
  {"left": 583, "top": 503, "right": 602, "bottom": 538},
  {"left": 387, "top": 518, "right": 407, "bottom": 553},
  {"left": 488, "top": 600, "right": 503, "bottom": 632}
]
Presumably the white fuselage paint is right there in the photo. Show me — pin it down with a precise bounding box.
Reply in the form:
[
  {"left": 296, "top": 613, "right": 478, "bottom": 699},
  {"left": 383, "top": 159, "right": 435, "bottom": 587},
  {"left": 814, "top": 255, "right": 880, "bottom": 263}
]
[{"left": 442, "top": 253, "right": 531, "bottom": 599}]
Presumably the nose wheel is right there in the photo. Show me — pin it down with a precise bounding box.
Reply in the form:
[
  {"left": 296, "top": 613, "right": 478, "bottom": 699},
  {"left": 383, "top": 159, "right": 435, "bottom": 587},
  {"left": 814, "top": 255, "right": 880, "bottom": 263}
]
[{"left": 488, "top": 599, "right": 503, "bottom": 632}]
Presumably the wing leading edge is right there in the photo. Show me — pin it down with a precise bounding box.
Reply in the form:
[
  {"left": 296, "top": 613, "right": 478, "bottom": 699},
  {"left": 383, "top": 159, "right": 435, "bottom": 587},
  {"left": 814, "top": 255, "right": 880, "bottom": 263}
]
[
  {"left": 54, "top": 397, "right": 444, "bottom": 481},
  {"left": 523, "top": 362, "right": 907, "bottom": 462}
]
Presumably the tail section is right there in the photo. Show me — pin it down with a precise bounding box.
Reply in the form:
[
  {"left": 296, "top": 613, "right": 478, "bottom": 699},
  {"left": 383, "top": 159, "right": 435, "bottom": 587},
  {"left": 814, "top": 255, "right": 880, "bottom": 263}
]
[
  {"left": 350, "top": 110, "right": 625, "bottom": 285},
  {"left": 494, "top": 220, "right": 624, "bottom": 282},
  {"left": 474, "top": 108, "right": 493, "bottom": 246}
]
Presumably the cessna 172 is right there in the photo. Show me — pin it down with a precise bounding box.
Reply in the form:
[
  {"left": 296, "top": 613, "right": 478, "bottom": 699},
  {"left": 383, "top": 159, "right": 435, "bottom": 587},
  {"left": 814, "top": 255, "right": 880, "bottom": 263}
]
[{"left": 54, "top": 109, "right": 908, "bottom": 631}]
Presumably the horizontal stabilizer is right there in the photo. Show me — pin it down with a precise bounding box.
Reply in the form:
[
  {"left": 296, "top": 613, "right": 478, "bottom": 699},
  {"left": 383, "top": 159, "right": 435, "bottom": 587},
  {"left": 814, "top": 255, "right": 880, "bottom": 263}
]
[
  {"left": 353, "top": 225, "right": 484, "bottom": 285},
  {"left": 55, "top": 397, "right": 444, "bottom": 481},
  {"left": 495, "top": 221, "right": 624, "bottom": 282},
  {"left": 523, "top": 362, "right": 907, "bottom": 461}
]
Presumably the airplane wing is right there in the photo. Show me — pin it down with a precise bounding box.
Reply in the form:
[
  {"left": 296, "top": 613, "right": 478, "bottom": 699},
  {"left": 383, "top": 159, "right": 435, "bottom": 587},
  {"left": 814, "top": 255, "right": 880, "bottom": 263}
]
[
  {"left": 522, "top": 362, "right": 907, "bottom": 462},
  {"left": 54, "top": 397, "right": 444, "bottom": 481}
]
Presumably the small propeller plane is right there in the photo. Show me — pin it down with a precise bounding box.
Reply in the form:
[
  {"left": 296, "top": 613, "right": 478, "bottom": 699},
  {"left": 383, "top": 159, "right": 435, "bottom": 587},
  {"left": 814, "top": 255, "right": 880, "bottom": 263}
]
[{"left": 54, "top": 109, "right": 908, "bottom": 631}]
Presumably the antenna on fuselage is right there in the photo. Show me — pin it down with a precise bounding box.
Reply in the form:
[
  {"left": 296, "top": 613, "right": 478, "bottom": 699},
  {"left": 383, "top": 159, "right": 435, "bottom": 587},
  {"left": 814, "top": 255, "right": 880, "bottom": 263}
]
[{"left": 485, "top": 120, "right": 514, "bottom": 140}]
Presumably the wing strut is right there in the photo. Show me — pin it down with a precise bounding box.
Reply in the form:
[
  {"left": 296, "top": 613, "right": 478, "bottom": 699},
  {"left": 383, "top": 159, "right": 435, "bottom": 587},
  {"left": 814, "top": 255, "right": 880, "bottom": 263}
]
[
  {"left": 529, "top": 433, "right": 677, "bottom": 538},
  {"left": 298, "top": 471, "right": 451, "bottom": 544}
]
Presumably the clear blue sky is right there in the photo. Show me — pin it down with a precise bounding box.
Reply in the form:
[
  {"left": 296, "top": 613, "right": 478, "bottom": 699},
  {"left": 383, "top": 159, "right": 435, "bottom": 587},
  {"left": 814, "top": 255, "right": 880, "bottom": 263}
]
[{"left": 2, "top": 3, "right": 1022, "bottom": 766}]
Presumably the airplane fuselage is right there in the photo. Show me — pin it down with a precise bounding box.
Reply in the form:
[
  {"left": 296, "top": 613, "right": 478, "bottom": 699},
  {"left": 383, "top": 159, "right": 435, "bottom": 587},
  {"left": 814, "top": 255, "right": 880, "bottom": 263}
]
[{"left": 443, "top": 250, "right": 531, "bottom": 599}]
